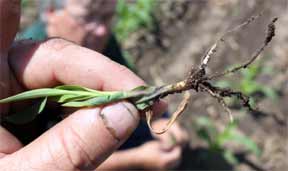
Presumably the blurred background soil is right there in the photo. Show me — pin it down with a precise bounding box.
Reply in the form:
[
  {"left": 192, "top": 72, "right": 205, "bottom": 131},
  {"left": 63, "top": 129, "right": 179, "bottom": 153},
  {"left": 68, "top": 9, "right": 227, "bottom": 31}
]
[{"left": 21, "top": 0, "right": 287, "bottom": 170}]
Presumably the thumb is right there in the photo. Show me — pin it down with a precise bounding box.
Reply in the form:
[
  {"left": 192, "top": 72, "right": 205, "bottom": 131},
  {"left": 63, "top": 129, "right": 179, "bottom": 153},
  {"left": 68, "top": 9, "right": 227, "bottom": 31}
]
[{"left": 7, "top": 102, "right": 139, "bottom": 170}]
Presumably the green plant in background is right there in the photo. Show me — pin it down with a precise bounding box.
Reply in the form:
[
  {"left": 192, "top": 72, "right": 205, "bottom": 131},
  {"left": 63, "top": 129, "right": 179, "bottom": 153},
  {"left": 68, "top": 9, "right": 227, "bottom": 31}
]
[
  {"left": 114, "top": 0, "right": 156, "bottom": 42},
  {"left": 239, "top": 62, "right": 278, "bottom": 100},
  {"left": 113, "top": 0, "right": 157, "bottom": 70},
  {"left": 21, "top": 0, "right": 37, "bottom": 10},
  {"left": 216, "top": 62, "right": 278, "bottom": 107},
  {"left": 194, "top": 116, "right": 261, "bottom": 165},
  {"left": 21, "top": 0, "right": 30, "bottom": 8}
]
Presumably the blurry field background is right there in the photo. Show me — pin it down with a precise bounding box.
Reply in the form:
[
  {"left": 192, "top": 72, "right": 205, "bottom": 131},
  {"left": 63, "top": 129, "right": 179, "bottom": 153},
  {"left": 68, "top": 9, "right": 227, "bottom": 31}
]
[{"left": 20, "top": 0, "right": 287, "bottom": 170}]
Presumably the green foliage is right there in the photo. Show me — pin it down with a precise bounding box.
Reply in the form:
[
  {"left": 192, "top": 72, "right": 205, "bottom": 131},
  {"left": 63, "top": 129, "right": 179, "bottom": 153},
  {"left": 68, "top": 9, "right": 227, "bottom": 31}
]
[
  {"left": 216, "top": 62, "right": 278, "bottom": 105},
  {"left": 114, "top": 0, "right": 156, "bottom": 41},
  {"left": 21, "top": 0, "right": 36, "bottom": 10},
  {"left": 21, "top": 0, "right": 30, "bottom": 8},
  {"left": 38, "top": 97, "right": 48, "bottom": 114},
  {"left": 0, "top": 85, "right": 158, "bottom": 124},
  {"left": 194, "top": 116, "right": 261, "bottom": 165},
  {"left": 239, "top": 63, "right": 278, "bottom": 100}
]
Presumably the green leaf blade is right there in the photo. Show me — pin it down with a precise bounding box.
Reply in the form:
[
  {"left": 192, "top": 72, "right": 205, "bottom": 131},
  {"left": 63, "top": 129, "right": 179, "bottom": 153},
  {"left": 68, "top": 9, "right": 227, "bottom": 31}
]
[
  {"left": 0, "top": 88, "right": 72, "bottom": 103},
  {"left": 55, "top": 85, "right": 106, "bottom": 95},
  {"left": 38, "top": 97, "right": 48, "bottom": 114},
  {"left": 62, "top": 92, "right": 126, "bottom": 107}
]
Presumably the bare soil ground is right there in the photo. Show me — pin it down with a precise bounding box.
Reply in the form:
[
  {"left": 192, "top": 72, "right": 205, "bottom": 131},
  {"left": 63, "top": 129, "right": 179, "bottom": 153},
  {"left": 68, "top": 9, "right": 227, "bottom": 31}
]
[{"left": 124, "top": 0, "right": 288, "bottom": 170}]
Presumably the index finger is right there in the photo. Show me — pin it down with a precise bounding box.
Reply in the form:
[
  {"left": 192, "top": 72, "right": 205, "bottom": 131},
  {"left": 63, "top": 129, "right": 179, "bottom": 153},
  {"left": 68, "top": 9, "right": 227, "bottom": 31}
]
[
  {"left": 9, "top": 38, "right": 144, "bottom": 90},
  {"left": 8, "top": 38, "right": 167, "bottom": 114}
]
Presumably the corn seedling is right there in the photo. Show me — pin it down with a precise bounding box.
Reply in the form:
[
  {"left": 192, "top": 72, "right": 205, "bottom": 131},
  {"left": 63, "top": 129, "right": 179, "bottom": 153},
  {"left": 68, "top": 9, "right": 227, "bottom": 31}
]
[
  {"left": 114, "top": 0, "right": 156, "bottom": 42},
  {"left": 0, "top": 14, "right": 277, "bottom": 134},
  {"left": 194, "top": 116, "right": 261, "bottom": 165},
  {"left": 239, "top": 63, "right": 278, "bottom": 100},
  {"left": 216, "top": 62, "right": 278, "bottom": 108}
]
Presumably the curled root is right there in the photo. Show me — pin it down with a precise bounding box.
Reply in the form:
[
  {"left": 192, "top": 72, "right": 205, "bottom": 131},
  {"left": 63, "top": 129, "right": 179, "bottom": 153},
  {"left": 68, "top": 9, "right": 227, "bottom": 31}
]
[{"left": 146, "top": 91, "right": 191, "bottom": 134}]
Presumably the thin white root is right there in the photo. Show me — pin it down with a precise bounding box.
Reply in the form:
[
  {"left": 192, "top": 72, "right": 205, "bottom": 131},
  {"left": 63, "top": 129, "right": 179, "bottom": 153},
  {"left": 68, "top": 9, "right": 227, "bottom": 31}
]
[
  {"left": 200, "top": 12, "right": 263, "bottom": 70},
  {"left": 200, "top": 43, "right": 217, "bottom": 69}
]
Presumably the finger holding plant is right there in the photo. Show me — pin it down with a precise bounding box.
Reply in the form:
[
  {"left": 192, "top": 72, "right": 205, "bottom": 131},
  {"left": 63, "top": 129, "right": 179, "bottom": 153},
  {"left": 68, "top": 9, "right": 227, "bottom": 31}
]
[{"left": 0, "top": 35, "right": 166, "bottom": 170}]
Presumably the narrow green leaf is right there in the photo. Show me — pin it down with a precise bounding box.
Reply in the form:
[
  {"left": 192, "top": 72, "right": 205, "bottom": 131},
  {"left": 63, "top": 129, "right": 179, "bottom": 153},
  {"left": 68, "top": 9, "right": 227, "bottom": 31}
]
[
  {"left": 62, "top": 92, "right": 126, "bottom": 107},
  {"left": 38, "top": 97, "right": 48, "bottom": 114},
  {"left": 229, "top": 133, "right": 261, "bottom": 157},
  {"left": 223, "top": 149, "right": 239, "bottom": 165},
  {"left": 261, "top": 87, "right": 278, "bottom": 100},
  {"left": 108, "top": 91, "right": 126, "bottom": 101},
  {"left": 54, "top": 94, "right": 95, "bottom": 103},
  {"left": 131, "top": 85, "right": 150, "bottom": 91},
  {"left": 55, "top": 85, "right": 98, "bottom": 93},
  {"left": 195, "top": 116, "right": 219, "bottom": 147},
  {"left": 197, "top": 128, "right": 214, "bottom": 147},
  {"left": 136, "top": 101, "right": 152, "bottom": 110},
  {"left": 62, "top": 96, "right": 109, "bottom": 107},
  {"left": 62, "top": 99, "right": 99, "bottom": 107},
  {"left": 55, "top": 94, "right": 79, "bottom": 103},
  {"left": 0, "top": 88, "right": 74, "bottom": 103},
  {"left": 217, "top": 121, "right": 237, "bottom": 146},
  {"left": 55, "top": 85, "right": 90, "bottom": 91}
]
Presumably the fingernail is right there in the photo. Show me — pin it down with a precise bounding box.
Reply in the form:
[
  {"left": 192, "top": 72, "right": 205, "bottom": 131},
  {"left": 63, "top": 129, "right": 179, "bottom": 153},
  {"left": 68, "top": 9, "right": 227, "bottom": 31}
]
[{"left": 100, "top": 102, "right": 139, "bottom": 142}]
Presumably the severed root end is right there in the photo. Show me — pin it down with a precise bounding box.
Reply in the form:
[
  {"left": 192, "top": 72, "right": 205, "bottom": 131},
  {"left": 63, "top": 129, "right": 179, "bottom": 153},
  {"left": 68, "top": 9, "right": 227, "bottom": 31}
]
[{"left": 265, "top": 17, "right": 277, "bottom": 45}]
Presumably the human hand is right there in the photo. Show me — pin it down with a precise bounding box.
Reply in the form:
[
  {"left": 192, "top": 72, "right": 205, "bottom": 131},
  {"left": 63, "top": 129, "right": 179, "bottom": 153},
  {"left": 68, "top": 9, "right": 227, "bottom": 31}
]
[
  {"left": 152, "top": 118, "right": 189, "bottom": 149},
  {"left": 46, "top": 9, "right": 110, "bottom": 52},
  {"left": 136, "top": 140, "right": 182, "bottom": 170},
  {"left": 0, "top": 1, "right": 165, "bottom": 170},
  {"left": 46, "top": 0, "right": 116, "bottom": 52},
  {"left": 46, "top": 10, "right": 88, "bottom": 46}
]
